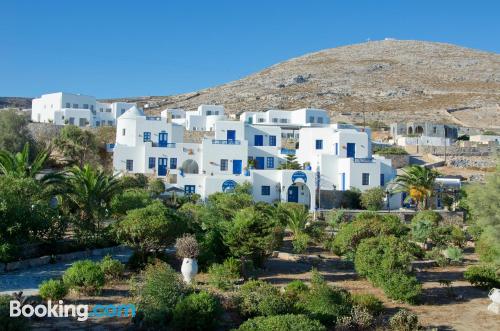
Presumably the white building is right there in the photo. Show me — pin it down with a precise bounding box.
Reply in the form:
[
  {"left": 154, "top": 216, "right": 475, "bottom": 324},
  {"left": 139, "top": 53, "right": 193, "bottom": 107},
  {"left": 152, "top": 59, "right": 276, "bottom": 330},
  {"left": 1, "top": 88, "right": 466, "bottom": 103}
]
[
  {"left": 31, "top": 92, "right": 136, "bottom": 127},
  {"left": 160, "top": 105, "right": 227, "bottom": 131},
  {"left": 112, "top": 110, "right": 395, "bottom": 211},
  {"left": 469, "top": 134, "right": 500, "bottom": 144}
]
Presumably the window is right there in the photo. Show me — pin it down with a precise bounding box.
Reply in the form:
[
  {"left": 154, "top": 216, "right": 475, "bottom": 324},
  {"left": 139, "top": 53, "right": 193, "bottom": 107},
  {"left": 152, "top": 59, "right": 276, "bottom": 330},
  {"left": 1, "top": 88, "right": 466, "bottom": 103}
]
[
  {"left": 206, "top": 110, "right": 212, "bottom": 115},
  {"left": 318, "top": 117, "right": 324, "bottom": 124},
  {"left": 280, "top": 118, "right": 288, "bottom": 123},
  {"left": 83, "top": 104, "right": 89, "bottom": 109},
  {"left": 72, "top": 104, "right": 78, "bottom": 108},
  {"left": 214, "top": 111, "right": 219, "bottom": 115},
  {"left": 65, "top": 102, "right": 70, "bottom": 108},
  {"left": 148, "top": 157, "right": 156, "bottom": 169},
  {"left": 433, "top": 127, "right": 437, "bottom": 134},
  {"left": 184, "top": 185, "right": 196, "bottom": 195},
  {"left": 121, "top": 109, "right": 125, "bottom": 114},
  {"left": 334, "top": 143, "right": 338, "bottom": 155},
  {"left": 106, "top": 108, "right": 111, "bottom": 112},
  {"left": 220, "top": 159, "right": 228, "bottom": 171},
  {"left": 99, "top": 107, "right": 103, "bottom": 112},
  {"left": 269, "top": 135, "right": 276, "bottom": 146},
  {"left": 90, "top": 105, "right": 94, "bottom": 111},
  {"left": 258, "top": 118, "right": 265, "bottom": 123},
  {"left": 261, "top": 186, "right": 271, "bottom": 196},
  {"left": 309, "top": 116, "right": 315, "bottom": 123},
  {"left": 254, "top": 135, "right": 263, "bottom": 146},
  {"left": 315, "top": 139, "right": 323, "bottom": 150},
  {"left": 170, "top": 158, "right": 177, "bottom": 169},
  {"left": 107, "top": 121, "right": 113, "bottom": 126},
  {"left": 96, "top": 121, "right": 100, "bottom": 127},
  {"left": 143, "top": 132, "right": 151, "bottom": 142},
  {"left": 272, "top": 118, "right": 278, "bottom": 123},
  {"left": 380, "top": 174, "right": 385, "bottom": 186},
  {"left": 362, "top": 173, "right": 370, "bottom": 185},
  {"left": 69, "top": 117, "right": 75, "bottom": 125},
  {"left": 126, "top": 160, "right": 134, "bottom": 171},
  {"left": 266, "top": 157, "right": 274, "bottom": 168},
  {"left": 122, "top": 129, "right": 126, "bottom": 136},
  {"left": 79, "top": 118, "right": 86, "bottom": 127}
]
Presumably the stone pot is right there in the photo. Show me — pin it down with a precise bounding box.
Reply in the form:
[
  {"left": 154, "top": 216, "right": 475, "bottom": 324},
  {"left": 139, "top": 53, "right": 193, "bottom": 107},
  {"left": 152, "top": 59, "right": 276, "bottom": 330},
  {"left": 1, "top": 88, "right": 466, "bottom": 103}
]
[{"left": 181, "top": 258, "right": 198, "bottom": 284}]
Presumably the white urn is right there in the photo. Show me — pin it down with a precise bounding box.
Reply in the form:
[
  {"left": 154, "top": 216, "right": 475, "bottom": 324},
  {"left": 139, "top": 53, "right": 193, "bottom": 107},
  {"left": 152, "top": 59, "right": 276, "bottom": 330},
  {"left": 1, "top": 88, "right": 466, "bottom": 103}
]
[{"left": 181, "top": 258, "right": 198, "bottom": 284}]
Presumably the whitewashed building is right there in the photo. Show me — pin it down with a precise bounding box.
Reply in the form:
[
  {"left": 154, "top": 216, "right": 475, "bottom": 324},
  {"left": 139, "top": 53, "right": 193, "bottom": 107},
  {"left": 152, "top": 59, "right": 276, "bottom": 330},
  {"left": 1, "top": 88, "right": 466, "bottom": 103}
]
[
  {"left": 113, "top": 109, "right": 395, "bottom": 211},
  {"left": 31, "top": 92, "right": 136, "bottom": 127}
]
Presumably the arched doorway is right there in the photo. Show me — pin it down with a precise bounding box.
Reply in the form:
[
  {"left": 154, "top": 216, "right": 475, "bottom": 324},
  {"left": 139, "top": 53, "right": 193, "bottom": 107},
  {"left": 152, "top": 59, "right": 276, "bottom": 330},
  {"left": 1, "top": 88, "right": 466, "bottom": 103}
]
[
  {"left": 286, "top": 182, "right": 311, "bottom": 209},
  {"left": 181, "top": 159, "right": 199, "bottom": 174},
  {"left": 415, "top": 126, "right": 424, "bottom": 134},
  {"left": 408, "top": 127, "right": 413, "bottom": 135}
]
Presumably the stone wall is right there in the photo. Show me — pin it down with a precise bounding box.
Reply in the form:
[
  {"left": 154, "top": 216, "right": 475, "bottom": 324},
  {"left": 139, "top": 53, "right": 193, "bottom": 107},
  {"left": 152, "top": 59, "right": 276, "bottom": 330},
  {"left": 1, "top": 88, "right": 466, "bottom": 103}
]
[{"left": 381, "top": 154, "right": 410, "bottom": 168}]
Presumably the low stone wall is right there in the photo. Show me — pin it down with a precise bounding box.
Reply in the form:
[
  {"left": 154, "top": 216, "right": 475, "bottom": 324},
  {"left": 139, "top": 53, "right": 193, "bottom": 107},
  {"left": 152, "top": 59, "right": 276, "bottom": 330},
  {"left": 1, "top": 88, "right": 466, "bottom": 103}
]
[
  {"left": 380, "top": 154, "right": 410, "bottom": 168},
  {"left": 0, "top": 245, "right": 130, "bottom": 274}
]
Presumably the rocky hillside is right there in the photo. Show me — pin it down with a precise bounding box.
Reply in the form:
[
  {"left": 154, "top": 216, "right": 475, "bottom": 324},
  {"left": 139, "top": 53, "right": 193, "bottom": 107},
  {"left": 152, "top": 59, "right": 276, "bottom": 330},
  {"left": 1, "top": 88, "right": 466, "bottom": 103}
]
[{"left": 112, "top": 40, "right": 500, "bottom": 129}]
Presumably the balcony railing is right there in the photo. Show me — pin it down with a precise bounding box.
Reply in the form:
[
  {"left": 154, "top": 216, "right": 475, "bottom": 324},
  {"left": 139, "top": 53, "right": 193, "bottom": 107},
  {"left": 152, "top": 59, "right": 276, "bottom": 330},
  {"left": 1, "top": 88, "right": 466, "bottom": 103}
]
[
  {"left": 152, "top": 142, "right": 176, "bottom": 148},
  {"left": 146, "top": 116, "right": 162, "bottom": 121},
  {"left": 280, "top": 148, "right": 296, "bottom": 155},
  {"left": 211, "top": 139, "right": 241, "bottom": 145},
  {"left": 353, "top": 157, "right": 374, "bottom": 163}
]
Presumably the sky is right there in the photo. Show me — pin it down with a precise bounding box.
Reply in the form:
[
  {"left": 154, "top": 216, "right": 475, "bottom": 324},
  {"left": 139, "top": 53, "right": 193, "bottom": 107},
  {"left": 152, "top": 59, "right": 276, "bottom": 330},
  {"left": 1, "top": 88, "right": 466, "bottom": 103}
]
[{"left": 1, "top": 0, "right": 499, "bottom": 98}]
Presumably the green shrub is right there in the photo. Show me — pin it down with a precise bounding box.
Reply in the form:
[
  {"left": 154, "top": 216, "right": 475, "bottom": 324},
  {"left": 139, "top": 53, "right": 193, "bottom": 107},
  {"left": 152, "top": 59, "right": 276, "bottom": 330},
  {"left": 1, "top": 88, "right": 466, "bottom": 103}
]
[
  {"left": 100, "top": 255, "right": 125, "bottom": 280},
  {"left": 236, "top": 314, "right": 326, "bottom": 331},
  {"left": 207, "top": 257, "right": 241, "bottom": 290},
  {"left": 373, "top": 146, "right": 408, "bottom": 155},
  {"left": 389, "top": 309, "right": 419, "bottom": 331},
  {"left": 148, "top": 178, "right": 165, "bottom": 197},
  {"left": 351, "top": 293, "right": 384, "bottom": 315},
  {"left": 360, "top": 187, "right": 386, "bottom": 211},
  {"left": 284, "top": 280, "right": 309, "bottom": 300},
  {"left": 337, "top": 306, "right": 374, "bottom": 330},
  {"left": 239, "top": 280, "right": 291, "bottom": 317},
  {"left": 466, "top": 224, "right": 483, "bottom": 241},
  {"left": 410, "top": 219, "right": 434, "bottom": 244},
  {"left": 450, "top": 226, "right": 466, "bottom": 248},
  {"left": 425, "top": 248, "right": 449, "bottom": 267},
  {"left": 0, "top": 295, "right": 30, "bottom": 331},
  {"left": 355, "top": 236, "right": 421, "bottom": 303},
  {"left": 62, "top": 260, "right": 105, "bottom": 295},
  {"left": 110, "top": 189, "right": 152, "bottom": 217},
  {"left": 476, "top": 232, "right": 500, "bottom": 264},
  {"left": 172, "top": 291, "right": 222, "bottom": 331},
  {"left": 464, "top": 265, "right": 500, "bottom": 289},
  {"left": 0, "top": 243, "right": 15, "bottom": 263},
  {"left": 445, "top": 246, "right": 463, "bottom": 263},
  {"left": 332, "top": 213, "right": 406, "bottom": 259},
  {"left": 293, "top": 232, "right": 310, "bottom": 253},
  {"left": 295, "top": 271, "right": 352, "bottom": 326},
  {"left": 411, "top": 210, "right": 442, "bottom": 226},
  {"left": 131, "top": 261, "right": 186, "bottom": 327},
  {"left": 39, "top": 279, "right": 68, "bottom": 301}
]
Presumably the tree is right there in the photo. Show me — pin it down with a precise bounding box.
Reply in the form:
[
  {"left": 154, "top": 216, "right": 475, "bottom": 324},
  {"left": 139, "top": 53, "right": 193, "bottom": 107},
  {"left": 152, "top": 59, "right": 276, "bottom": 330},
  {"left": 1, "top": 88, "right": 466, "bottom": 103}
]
[
  {"left": 60, "top": 165, "right": 122, "bottom": 244},
  {"left": 278, "top": 154, "right": 301, "bottom": 170},
  {"left": 115, "top": 201, "right": 187, "bottom": 259},
  {"left": 283, "top": 203, "right": 310, "bottom": 237},
  {"left": 111, "top": 188, "right": 153, "bottom": 217},
  {"left": 148, "top": 178, "right": 166, "bottom": 197},
  {"left": 466, "top": 163, "right": 500, "bottom": 265},
  {"left": 394, "top": 165, "right": 439, "bottom": 209},
  {"left": 223, "top": 204, "right": 284, "bottom": 268},
  {"left": 0, "top": 109, "right": 34, "bottom": 153},
  {"left": 0, "top": 142, "right": 58, "bottom": 184},
  {"left": 54, "top": 126, "right": 99, "bottom": 167},
  {"left": 360, "top": 187, "right": 385, "bottom": 211}
]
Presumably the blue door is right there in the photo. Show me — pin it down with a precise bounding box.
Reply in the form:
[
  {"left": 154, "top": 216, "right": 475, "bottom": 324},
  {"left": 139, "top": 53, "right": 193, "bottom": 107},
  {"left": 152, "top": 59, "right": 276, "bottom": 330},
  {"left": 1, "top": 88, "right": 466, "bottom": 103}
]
[
  {"left": 346, "top": 143, "right": 356, "bottom": 158},
  {"left": 288, "top": 186, "right": 299, "bottom": 203},
  {"left": 233, "top": 160, "right": 242, "bottom": 174},
  {"left": 227, "top": 130, "right": 236, "bottom": 142},
  {"left": 159, "top": 132, "right": 168, "bottom": 147},
  {"left": 255, "top": 157, "right": 264, "bottom": 169},
  {"left": 158, "top": 158, "right": 167, "bottom": 176},
  {"left": 254, "top": 135, "right": 263, "bottom": 146}
]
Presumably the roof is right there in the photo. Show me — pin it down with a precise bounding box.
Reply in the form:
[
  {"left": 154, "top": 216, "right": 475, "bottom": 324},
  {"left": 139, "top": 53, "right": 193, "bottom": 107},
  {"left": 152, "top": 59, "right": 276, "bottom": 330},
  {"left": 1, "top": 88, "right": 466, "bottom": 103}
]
[{"left": 120, "top": 106, "right": 144, "bottom": 119}]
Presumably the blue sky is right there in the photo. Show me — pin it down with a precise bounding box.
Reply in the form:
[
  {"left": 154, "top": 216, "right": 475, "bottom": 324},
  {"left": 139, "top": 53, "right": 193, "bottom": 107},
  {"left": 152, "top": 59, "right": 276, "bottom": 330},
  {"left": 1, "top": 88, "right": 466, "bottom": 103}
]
[{"left": 1, "top": 0, "right": 499, "bottom": 98}]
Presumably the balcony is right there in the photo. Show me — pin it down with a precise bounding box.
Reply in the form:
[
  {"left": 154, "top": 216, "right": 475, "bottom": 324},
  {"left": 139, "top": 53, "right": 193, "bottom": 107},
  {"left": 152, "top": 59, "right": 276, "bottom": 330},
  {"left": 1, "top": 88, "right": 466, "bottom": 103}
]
[
  {"left": 353, "top": 157, "right": 374, "bottom": 163},
  {"left": 211, "top": 139, "right": 241, "bottom": 145},
  {"left": 146, "top": 116, "right": 162, "bottom": 121},
  {"left": 152, "top": 142, "right": 177, "bottom": 148},
  {"left": 280, "top": 148, "right": 296, "bottom": 155}
]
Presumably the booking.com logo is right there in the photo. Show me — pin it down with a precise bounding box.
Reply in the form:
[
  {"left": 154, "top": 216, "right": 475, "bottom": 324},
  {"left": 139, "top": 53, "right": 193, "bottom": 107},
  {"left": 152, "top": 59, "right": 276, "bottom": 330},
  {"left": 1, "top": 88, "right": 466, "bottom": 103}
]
[{"left": 10, "top": 300, "right": 136, "bottom": 321}]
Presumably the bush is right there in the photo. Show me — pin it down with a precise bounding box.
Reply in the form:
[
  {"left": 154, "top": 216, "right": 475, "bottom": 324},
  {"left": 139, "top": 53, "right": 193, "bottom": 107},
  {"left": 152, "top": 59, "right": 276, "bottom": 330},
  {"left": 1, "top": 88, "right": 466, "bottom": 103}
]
[
  {"left": 411, "top": 210, "right": 442, "bottom": 226},
  {"left": 39, "top": 279, "right": 68, "bottom": 301},
  {"left": 207, "top": 257, "right": 241, "bottom": 290},
  {"left": 425, "top": 248, "right": 449, "bottom": 267},
  {"left": 239, "top": 280, "right": 291, "bottom": 317},
  {"left": 175, "top": 234, "right": 200, "bottom": 259},
  {"left": 148, "top": 178, "right": 165, "bottom": 197},
  {"left": 332, "top": 213, "right": 407, "bottom": 259},
  {"left": 464, "top": 265, "right": 500, "bottom": 289},
  {"left": 100, "top": 255, "right": 125, "bottom": 280},
  {"left": 131, "top": 261, "right": 186, "bottom": 327},
  {"left": 337, "top": 306, "right": 374, "bottom": 330},
  {"left": 62, "top": 260, "right": 105, "bottom": 295},
  {"left": 445, "top": 246, "right": 463, "bottom": 263},
  {"left": 292, "top": 232, "right": 310, "bottom": 253},
  {"left": 411, "top": 219, "right": 434, "bottom": 244},
  {"left": 0, "top": 295, "right": 30, "bottom": 331},
  {"left": 467, "top": 224, "right": 483, "bottom": 241},
  {"left": 355, "top": 236, "right": 421, "bottom": 303},
  {"left": 389, "top": 309, "right": 419, "bottom": 331},
  {"left": 351, "top": 293, "right": 383, "bottom": 315},
  {"left": 284, "top": 280, "right": 309, "bottom": 300},
  {"left": 236, "top": 314, "right": 326, "bottom": 331},
  {"left": 360, "top": 187, "right": 386, "bottom": 211},
  {"left": 450, "top": 226, "right": 466, "bottom": 248},
  {"left": 172, "top": 291, "right": 222, "bottom": 330},
  {"left": 373, "top": 146, "right": 408, "bottom": 155},
  {"left": 295, "top": 271, "right": 352, "bottom": 326},
  {"left": 110, "top": 189, "right": 152, "bottom": 217}
]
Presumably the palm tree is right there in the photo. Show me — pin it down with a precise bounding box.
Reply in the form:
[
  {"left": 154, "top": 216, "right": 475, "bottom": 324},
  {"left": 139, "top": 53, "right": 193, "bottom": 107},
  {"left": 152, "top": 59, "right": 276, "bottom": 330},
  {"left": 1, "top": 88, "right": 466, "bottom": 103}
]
[
  {"left": 394, "top": 165, "right": 439, "bottom": 210},
  {"left": 284, "top": 203, "right": 311, "bottom": 237},
  {"left": 60, "top": 165, "right": 122, "bottom": 243},
  {"left": 0, "top": 142, "right": 54, "bottom": 182}
]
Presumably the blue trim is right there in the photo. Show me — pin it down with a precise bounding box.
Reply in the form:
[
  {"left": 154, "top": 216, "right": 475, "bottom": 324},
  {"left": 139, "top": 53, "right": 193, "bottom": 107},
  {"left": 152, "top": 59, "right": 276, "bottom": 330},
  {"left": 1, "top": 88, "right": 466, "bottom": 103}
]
[
  {"left": 292, "top": 171, "right": 307, "bottom": 183},
  {"left": 254, "top": 135, "right": 263, "bottom": 146},
  {"left": 222, "top": 180, "right": 237, "bottom": 192},
  {"left": 315, "top": 139, "right": 323, "bottom": 150},
  {"left": 148, "top": 157, "right": 155, "bottom": 169},
  {"left": 143, "top": 132, "right": 151, "bottom": 142},
  {"left": 261, "top": 185, "right": 271, "bottom": 196},
  {"left": 269, "top": 135, "right": 276, "bottom": 146},
  {"left": 266, "top": 157, "right": 274, "bottom": 169}
]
